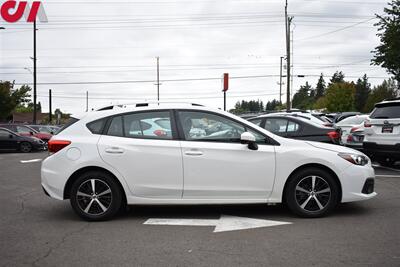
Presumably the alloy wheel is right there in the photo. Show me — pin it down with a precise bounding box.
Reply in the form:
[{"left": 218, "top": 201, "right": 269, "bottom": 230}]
[
  {"left": 295, "top": 175, "right": 331, "bottom": 212},
  {"left": 76, "top": 179, "right": 112, "bottom": 215}
]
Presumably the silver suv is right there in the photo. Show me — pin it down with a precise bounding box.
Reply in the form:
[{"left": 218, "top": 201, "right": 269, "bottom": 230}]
[{"left": 363, "top": 98, "right": 400, "bottom": 166}]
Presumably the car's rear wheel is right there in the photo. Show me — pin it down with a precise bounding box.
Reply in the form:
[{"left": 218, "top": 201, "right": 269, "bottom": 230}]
[
  {"left": 377, "top": 158, "right": 396, "bottom": 168},
  {"left": 19, "top": 142, "right": 32, "bottom": 153},
  {"left": 285, "top": 168, "right": 339, "bottom": 218},
  {"left": 70, "top": 171, "right": 122, "bottom": 221}
]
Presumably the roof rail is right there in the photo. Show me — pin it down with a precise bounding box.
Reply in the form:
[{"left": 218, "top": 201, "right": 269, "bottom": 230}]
[{"left": 96, "top": 101, "right": 204, "bottom": 111}]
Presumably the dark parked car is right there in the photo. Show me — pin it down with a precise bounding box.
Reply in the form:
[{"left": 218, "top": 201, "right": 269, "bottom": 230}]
[
  {"left": 0, "top": 124, "right": 52, "bottom": 142},
  {"left": 248, "top": 115, "right": 342, "bottom": 144},
  {"left": 0, "top": 127, "right": 46, "bottom": 153}
]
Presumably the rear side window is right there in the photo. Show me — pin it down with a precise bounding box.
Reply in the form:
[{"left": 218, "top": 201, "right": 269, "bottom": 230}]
[
  {"left": 287, "top": 121, "right": 300, "bottom": 132},
  {"left": 57, "top": 118, "right": 79, "bottom": 134},
  {"left": 370, "top": 104, "right": 400, "bottom": 119},
  {"left": 123, "top": 111, "right": 172, "bottom": 139},
  {"left": 87, "top": 119, "right": 106, "bottom": 134},
  {"left": 265, "top": 119, "right": 288, "bottom": 133}
]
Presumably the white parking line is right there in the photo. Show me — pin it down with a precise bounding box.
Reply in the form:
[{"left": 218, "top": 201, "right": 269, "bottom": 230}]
[
  {"left": 375, "top": 175, "right": 400, "bottom": 178},
  {"left": 20, "top": 159, "right": 43, "bottom": 163}
]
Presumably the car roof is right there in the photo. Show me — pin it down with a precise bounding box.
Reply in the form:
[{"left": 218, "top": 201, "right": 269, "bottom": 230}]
[{"left": 375, "top": 98, "right": 400, "bottom": 106}]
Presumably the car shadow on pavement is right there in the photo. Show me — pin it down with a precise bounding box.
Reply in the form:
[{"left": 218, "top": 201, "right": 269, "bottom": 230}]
[{"left": 120, "top": 204, "right": 291, "bottom": 221}]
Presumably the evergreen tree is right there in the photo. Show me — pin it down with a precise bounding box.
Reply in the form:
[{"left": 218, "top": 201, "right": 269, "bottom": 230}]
[
  {"left": 315, "top": 73, "right": 326, "bottom": 99},
  {"left": 329, "top": 71, "right": 345, "bottom": 85},
  {"left": 354, "top": 74, "right": 371, "bottom": 112},
  {"left": 364, "top": 79, "right": 398, "bottom": 112},
  {"left": 292, "top": 82, "right": 313, "bottom": 110},
  {"left": 372, "top": 0, "right": 400, "bottom": 89}
]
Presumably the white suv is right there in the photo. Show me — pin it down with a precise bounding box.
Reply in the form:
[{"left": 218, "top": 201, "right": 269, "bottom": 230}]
[
  {"left": 363, "top": 98, "right": 400, "bottom": 166},
  {"left": 41, "top": 102, "right": 376, "bottom": 221}
]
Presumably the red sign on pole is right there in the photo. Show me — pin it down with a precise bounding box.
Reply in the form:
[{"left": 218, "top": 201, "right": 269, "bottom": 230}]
[{"left": 222, "top": 73, "right": 229, "bottom": 92}]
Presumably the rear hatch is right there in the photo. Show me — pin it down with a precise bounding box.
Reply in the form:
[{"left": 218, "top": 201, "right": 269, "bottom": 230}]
[{"left": 364, "top": 102, "right": 400, "bottom": 144}]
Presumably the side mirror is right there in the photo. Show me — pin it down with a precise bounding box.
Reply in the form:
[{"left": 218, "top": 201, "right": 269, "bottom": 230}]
[
  {"left": 240, "top": 132, "right": 258, "bottom": 150},
  {"left": 9, "top": 134, "right": 13, "bottom": 139},
  {"left": 29, "top": 131, "right": 34, "bottom": 135}
]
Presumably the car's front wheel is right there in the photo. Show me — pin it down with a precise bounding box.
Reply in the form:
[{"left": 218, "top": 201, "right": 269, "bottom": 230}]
[
  {"left": 70, "top": 171, "right": 123, "bottom": 221},
  {"left": 19, "top": 142, "right": 32, "bottom": 153},
  {"left": 285, "top": 168, "right": 340, "bottom": 218}
]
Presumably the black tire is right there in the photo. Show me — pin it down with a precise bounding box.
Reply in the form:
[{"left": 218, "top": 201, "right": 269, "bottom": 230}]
[
  {"left": 70, "top": 171, "right": 123, "bottom": 221},
  {"left": 285, "top": 168, "right": 340, "bottom": 218},
  {"left": 19, "top": 142, "right": 32, "bottom": 153}
]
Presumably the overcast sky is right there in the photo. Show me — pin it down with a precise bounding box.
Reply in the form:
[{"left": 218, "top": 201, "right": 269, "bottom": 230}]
[{"left": 0, "top": 0, "right": 390, "bottom": 114}]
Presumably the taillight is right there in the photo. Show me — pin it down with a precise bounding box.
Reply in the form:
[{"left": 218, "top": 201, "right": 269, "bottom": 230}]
[
  {"left": 364, "top": 120, "right": 372, "bottom": 127},
  {"left": 350, "top": 126, "right": 359, "bottom": 133},
  {"left": 153, "top": 129, "right": 167, "bottom": 136},
  {"left": 347, "top": 135, "right": 353, "bottom": 142},
  {"left": 48, "top": 140, "right": 71, "bottom": 153},
  {"left": 327, "top": 131, "right": 340, "bottom": 140}
]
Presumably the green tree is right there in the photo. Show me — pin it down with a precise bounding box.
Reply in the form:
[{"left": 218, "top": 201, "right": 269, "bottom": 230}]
[
  {"left": 292, "top": 81, "right": 313, "bottom": 110},
  {"left": 372, "top": 0, "right": 400, "bottom": 89},
  {"left": 315, "top": 73, "right": 326, "bottom": 99},
  {"left": 325, "top": 82, "right": 356, "bottom": 112},
  {"left": 0, "top": 82, "right": 31, "bottom": 121},
  {"left": 364, "top": 79, "right": 398, "bottom": 112},
  {"left": 354, "top": 74, "right": 371, "bottom": 112},
  {"left": 329, "top": 71, "right": 345, "bottom": 85}
]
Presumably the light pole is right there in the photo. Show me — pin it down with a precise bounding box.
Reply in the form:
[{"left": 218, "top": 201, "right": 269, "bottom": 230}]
[{"left": 33, "top": 19, "right": 37, "bottom": 124}]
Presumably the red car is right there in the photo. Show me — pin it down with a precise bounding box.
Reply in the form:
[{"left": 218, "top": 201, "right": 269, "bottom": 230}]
[{"left": 0, "top": 124, "right": 52, "bottom": 142}]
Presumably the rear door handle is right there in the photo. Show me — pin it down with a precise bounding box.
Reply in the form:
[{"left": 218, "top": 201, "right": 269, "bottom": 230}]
[
  {"left": 105, "top": 147, "right": 125, "bottom": 154},
  {"left": 184, "top": 150, "right": 203, "bottom": 156}
]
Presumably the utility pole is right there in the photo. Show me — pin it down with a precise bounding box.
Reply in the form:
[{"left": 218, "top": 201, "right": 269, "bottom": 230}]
[
  {"left": 86, "top": 91, "right": 89, "bottom": 112},
  {"left": 49, "top": 89, "right": 52, "bottom": 123},
  {"left": 156, "top": 57, "right": 160, "bottom": 101},
  {"left": 290, "top": 30, "right": 294, "bottom": 109},
  {"left": 285, "top": 0, "right": 292, "bottom": 111},
  {"left": 33, "top": 19, "right": 37, "bottom": 124},
  {"left": 279, "top": 56, "right": 284, "bottom": 104}
]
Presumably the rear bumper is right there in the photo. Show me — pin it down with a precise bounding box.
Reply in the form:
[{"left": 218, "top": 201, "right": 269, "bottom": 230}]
[{"left": 363, "top": 142, "right": 400, "bottom": 159}]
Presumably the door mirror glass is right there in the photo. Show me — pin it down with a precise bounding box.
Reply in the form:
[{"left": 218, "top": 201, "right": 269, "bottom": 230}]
[{"left": 9, "top": 134, "right": 13, "bottom": 138}]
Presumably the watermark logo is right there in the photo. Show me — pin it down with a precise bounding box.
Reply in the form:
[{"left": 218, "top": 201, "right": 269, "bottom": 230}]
[{"left": 1, "top": 1, "right": 48, "bottom": 23}]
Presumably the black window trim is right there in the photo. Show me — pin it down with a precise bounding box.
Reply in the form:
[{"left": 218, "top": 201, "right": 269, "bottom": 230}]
[{"left": 174, "top": 109, "right": 279, "bottom": 146}]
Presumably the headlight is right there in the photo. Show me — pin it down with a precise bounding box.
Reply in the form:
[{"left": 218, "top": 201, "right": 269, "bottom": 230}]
[{"left": 338, "top": 153, "right": 369, "bottom": 166}]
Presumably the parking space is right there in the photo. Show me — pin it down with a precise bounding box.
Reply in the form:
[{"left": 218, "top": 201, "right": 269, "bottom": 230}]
[{"left": 0, "top": 152, "right": 399, "bottom": 266}]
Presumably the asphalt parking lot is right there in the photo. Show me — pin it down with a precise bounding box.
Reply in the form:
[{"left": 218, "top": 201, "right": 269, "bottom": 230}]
[{"left": 0, "top": 152, "right": 399, "bottom": 267}]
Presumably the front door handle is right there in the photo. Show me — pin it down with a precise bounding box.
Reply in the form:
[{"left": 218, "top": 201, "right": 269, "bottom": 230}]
[
  {"left": 105, "top": 147, "right": 125, "bottom": 154},
  {"left": 184, "top": 150, "right": 203, "bottom": 156}
]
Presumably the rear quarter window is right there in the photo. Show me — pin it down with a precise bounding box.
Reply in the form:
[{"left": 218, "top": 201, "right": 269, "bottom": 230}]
[{"left": 86, "top": 118, "right": 106, "bottom": 134}]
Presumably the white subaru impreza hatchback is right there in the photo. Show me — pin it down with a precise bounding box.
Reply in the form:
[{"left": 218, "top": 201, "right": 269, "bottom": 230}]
[{"left": 41, "top": 102, "right": 376, "bottom": 221}]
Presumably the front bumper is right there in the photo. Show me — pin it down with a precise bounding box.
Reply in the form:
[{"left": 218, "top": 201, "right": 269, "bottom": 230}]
[
  {"left": 340, "top": 163, "right": 377, "bottom": 202},
  {"left": 363, "top": 142, "right": 400, "bottom": 159}
]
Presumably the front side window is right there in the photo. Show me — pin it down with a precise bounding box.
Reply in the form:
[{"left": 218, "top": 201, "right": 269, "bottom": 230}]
[
  {"left": 178, "top": 111, "right": 266, "bottom": 143},
  {"left": 0, "top": 130, "right": 11, "bottom": 138},
  {"left": 123, "top": 111, "right": 172, "bottom": 139}
]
